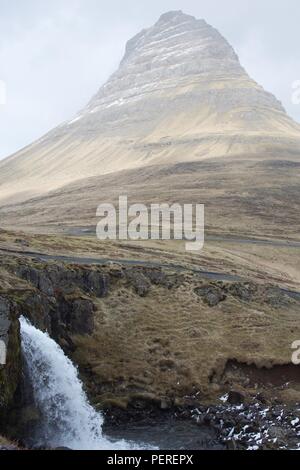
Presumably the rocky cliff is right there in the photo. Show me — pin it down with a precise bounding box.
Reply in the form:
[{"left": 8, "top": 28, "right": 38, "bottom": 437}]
[{"left": 0, "top": 298, "right": 21, "bottom": 424}]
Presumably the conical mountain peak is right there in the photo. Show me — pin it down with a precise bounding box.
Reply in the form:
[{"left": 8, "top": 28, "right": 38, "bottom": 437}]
[
  {"left": 0, "top": 11, "right": 299, "bottom": 206},
  {"left": 86, "top": 11, "right": 248, "bottom": 121},
  {"left": 121, "top": 10, "right": 233, "bottom": 68}
]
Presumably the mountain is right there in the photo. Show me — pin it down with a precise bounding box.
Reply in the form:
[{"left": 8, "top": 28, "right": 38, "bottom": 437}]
[{"left": 0, "top": 11, "right": 299, "bottom": 237}]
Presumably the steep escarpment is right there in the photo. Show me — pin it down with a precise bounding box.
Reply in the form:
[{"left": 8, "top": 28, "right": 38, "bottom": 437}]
[{"left": 0, "top": 250, "right": 299, "bottom": 439}]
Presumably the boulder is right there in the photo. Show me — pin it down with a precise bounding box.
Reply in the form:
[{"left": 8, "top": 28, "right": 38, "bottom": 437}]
[
  {"left": 227, "top": 390, "right": 245, "bottom": 405},
  {"left": 124, "top": 269, "right": 151, "bottom": 297},
  {"left": 194, "top": 285, "right": 226, "bottom": 307}
]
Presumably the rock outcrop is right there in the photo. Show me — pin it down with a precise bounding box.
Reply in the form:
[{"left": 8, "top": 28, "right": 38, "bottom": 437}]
[{"left": 0, "top": 298, "right": 21, "bottom": 426}]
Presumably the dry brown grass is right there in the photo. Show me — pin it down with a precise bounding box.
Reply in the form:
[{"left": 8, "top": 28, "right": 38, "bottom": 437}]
[
  {"left": 1, "top": 228, "right": 299, "bottom": 291},
  {"left": 72, "top": 273, "right": 300, "bottom": 407},
  {"left": 0, "top": 157, "right": 299, "bottom": 240}
]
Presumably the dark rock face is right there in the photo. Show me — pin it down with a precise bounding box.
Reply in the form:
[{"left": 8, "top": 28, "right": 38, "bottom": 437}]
[
  {"left": 21, "top": 291, "right": 53, "bottom": 334},
  {"left": 17, "top": 265, "right": 109, "bottom": 298},
  {"left": 15, "top": 263, "right": 110, "bottom": 340},
  {"left": 142, "top": 268, "right": 179, "bottom": 289},
  {"left": 193, "top": 281, "right": 294, "bottom": 309},
  {"left": 227, "top": 282, "right": 257, "bottom": 302},
  {"left": 58, "top": 297, "right": 95, "bottom": 335},
  {"left": 0, "top": 298, "right": 11, "bottom": 353},
  {"left": 227, "top": 390, "right": 245, "bottom": 405},
  {"left": 227, "top": 282, "right": 293, "bottom": 308},
  {"left": 194, "top": 285, "right": 226, "bottom": 306},
  {"left": 124, "top": 269, "right": 152, "bottom": 297},
  {"left": 85, "top": 271, "right": 109, "bottom": 297},
  {"left": 0, "top": 261, "right": 111, "bottom": 439},
  {"left": 0, "top": 297, "right": 22, "bottom": 427}
]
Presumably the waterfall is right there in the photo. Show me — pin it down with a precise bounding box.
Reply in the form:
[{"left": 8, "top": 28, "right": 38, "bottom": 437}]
[{"left": 20, "top": 316, "right": 142, "bottom": 450}]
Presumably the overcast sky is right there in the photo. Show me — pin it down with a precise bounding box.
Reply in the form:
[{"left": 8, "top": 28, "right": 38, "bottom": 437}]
[{"left": 0, "top": 0, "right": 299, "bottom": 160}]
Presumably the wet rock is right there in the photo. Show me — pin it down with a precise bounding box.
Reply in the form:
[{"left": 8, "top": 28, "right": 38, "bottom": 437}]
[
  {"left": 22, "top": 292, "right": 52, "bottom": 332},
  {"left": 226, "top": 439, "right": 239, "bottom": 450},
  {"left": 268, "top": 426, "right": 289, "bottom": 442},
  {"left": 58, "top": 296, "right": 95, "bottom": 335},
  {"left": 256, "top": 393, "right": 267, "bottom": 404},
  {"left": 227, "top": 391, "right": 245, "bottom": 405},
  {"left": 203, "top": 414, "right": 213, "bottom": 425},
  {"left": 14, "top": 405, "right": 41, "bottom": 439},
  {"left": 194, "top": 414, "right": 206, "bottom": 426},
  {"left": 0, "top": 297, "right": 22, "bottom": 427},
  {"left": 160, "top": 399, "right": 172, "bottom": 410},
  {"left": 72, "top": 299, "right": 95, "bottom": 335}
]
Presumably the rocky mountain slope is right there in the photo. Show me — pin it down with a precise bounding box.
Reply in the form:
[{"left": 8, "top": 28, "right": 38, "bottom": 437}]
[
  {"left": 0, "top": 10, "right": 299, "bottom": 209},
  {"left": 0, "top": 229, "right": 299, "bottom": 448}
]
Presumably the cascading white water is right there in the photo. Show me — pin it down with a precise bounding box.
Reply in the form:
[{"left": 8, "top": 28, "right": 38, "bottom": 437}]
[{"left": 20, "top": 316, "right": 143, "bottom": 450}]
